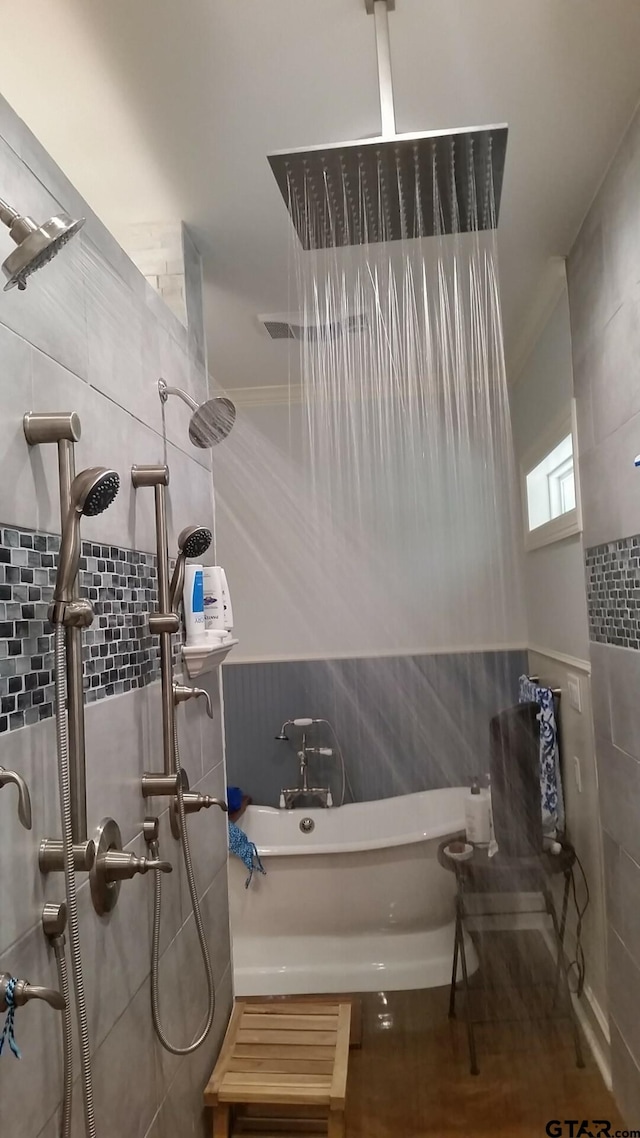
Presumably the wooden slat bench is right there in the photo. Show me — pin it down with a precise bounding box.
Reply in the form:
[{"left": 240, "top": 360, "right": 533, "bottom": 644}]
[{"left": 204, "top": 1000, "right": 351, "bottom": 1137}]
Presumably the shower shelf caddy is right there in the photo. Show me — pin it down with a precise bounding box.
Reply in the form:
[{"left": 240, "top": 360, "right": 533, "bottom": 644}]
[{"left": 181, "top": 638, "right": 238, "bottom": 679}]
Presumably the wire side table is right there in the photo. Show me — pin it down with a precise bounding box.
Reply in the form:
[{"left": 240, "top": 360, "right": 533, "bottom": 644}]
[{"left": 438, "top": 836, "right": 585, "bottom": 1076}]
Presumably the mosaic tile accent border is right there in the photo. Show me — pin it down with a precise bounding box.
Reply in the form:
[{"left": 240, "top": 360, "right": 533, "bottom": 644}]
[
  {"left": 0, "top": 524, "right": 183, "bottom": 734},
  {"left": 586, "top": 535, "right": 640, "bottom": 649}
]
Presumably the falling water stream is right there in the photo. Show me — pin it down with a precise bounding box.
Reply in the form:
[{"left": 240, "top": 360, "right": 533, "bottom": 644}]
[
  {"left": 216, "top": 144, "right": 525, "bottom": 802},
  {"left": 212, "top": 142, "right": 595, "bottom": 1099}
]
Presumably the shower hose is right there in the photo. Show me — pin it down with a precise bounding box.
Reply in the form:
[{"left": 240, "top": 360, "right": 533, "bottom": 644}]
[
  {"left": 53, "top": 936, "right": 73, "bottom": 1138},
  {"left": 150, "top": 716, "right": 215, "bottom": 1054},
  {"left": 54, "top": 623, "right": 96, "bottom": 1138}
]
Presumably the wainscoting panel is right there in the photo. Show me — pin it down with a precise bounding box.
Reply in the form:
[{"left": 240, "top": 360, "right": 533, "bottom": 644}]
[{"left": 222, "top": 649, "right": 527, "bottom": 805}]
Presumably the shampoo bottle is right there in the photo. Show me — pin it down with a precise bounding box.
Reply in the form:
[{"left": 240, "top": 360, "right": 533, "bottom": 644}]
[
  {"left": 184, "top": 564, "right": 206, "bottom": 645},
  {"left": 465, "top": 777, "right": 491, "bottom": 847},
  {"left": 202, "top": 565, "right": 225, "bottom": 634},
  {"left": 218, "top": 567, "right": 234, "bottom": 633}
]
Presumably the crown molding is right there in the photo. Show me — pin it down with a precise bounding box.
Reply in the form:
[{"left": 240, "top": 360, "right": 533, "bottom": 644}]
[{"left": 231, "top": 384, "right": 304, "bottom": 408}]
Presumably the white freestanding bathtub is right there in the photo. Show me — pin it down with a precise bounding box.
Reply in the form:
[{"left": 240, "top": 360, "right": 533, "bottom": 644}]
[{"left": 229, "top": 786, "right": 478, "bottom": 995}]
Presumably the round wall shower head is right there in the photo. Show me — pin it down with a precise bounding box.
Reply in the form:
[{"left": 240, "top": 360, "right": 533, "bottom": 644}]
[
  {"left": 1, "top": 210, "right": 85, "bottom": 292},
  {"left": 158, "top": 379, "right": 236, "bottom": 449},
  {"left": 188, "top": 397, "right": 236, "bottom": 449}
]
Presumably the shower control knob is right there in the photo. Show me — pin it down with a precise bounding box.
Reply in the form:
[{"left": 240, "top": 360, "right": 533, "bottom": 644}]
[
  {"left": 91, "top": 816, "right": 172, "bottom": 915},
  {"left": 0, "top": 973, "right": 66, "bottom": 1012},
  {"left": 98, "top": 851, "right": 173, "bottom": 882},
  {"left": 173, "top": 684, "right": 213, "bottom": 718},
  {"left": 177, "top": 793, "right": 228, "bottom": 816}
]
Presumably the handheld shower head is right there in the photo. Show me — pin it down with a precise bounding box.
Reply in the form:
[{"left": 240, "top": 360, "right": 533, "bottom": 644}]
[
  {"left": 54, "top": 468, "right": 120, "bottom": 603},
  {"left": 276, "top": 717, "right": 319, "bottom": 740},
  {"left": 169, "top": 524, "right": 212, "bottom": 611},
  {"left": 158, "top": 378, "right": 236, "bottom": 449},
  {"left": 0, "top": 200, "right": 84, "bottom": 291}
]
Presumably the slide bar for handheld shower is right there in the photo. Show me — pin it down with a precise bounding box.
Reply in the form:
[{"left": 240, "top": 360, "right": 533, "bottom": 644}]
[
  {"left": 131, "top": 465, "right": 176, "bottom": 778},
  {"left": 24, "top": 412, "right": 88, "bottom": 845}
]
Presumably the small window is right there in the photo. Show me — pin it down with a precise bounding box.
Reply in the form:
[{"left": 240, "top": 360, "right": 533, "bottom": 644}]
[
  {"left": 526, "top": 433, "right": 575, "bottom": 531},
  {"left": 521, "top": 406, "right": 581, "bottom": 550}
]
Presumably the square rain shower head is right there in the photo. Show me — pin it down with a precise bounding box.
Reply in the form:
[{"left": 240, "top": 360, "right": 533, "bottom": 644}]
[{"left": 268, "top": 123, "right": 508, "bottom": 250}]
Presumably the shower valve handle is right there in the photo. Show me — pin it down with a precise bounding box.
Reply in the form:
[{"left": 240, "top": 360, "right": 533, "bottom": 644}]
[
  {"left": 0, "top": 767, "right": 32, "bottom": 830},
  {"left": 0, "top": 973, "right": 66, "bottom": 1012},
  {"left": 181, "top": 793, "right": 228, "bottom": 815},
  {"left": 173, "top": 683, "right": 213, "bottom": 718},
  {"left": 98, "top": 851, "right": 173, "bottom": 882}
]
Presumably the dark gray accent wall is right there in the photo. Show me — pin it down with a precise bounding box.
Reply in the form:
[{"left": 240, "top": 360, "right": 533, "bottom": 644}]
[
  {"left": 223, "top": 649, "right": 526, "bottom": 806},
  {"left": 568, "top": 102, "right": 640, "bottom": 1119},
  {"left": 586, "top": 536, "right": 640, "bottom": 649},
  {"left": 0, "top": 523, "right": 185, "bottom": 732}
]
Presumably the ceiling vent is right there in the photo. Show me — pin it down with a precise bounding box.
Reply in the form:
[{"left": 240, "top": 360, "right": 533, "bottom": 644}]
[{"left": 257, "top": 312, "right": 368, "bottom": 342}]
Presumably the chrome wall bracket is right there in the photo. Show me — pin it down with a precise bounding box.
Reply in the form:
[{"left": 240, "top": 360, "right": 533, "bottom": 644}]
[
  {"left": 39, "top": 839, "right": 95, "bottom": 874},
  {"left": 90, "top": 817, "right": 172, "bottom": 916},
  {"left": 365, "top": 0, "right": 395, "bottom": 11},
  {"left": 141, "top": 770, "right": 185, "bottom": 799}
]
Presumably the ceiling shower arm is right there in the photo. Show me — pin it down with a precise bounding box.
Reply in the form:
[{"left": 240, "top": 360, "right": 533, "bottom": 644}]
[
  {"left": 370, "top": 0, "right": 396, "bottom": 137},
  {"left": 158, "top": 377, "right": 199, "bottom": 413}
]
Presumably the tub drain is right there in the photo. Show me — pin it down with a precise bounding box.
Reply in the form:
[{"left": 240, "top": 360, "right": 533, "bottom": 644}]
[{"left": 299, "top": 817, "right": 315, "bottom": 834}]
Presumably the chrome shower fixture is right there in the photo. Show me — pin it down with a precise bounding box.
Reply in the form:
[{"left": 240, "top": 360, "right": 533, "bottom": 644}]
[
  {"left": 158, "top": 378, "right": 236, "bottom": 448},
  {"left": 0, "top": 766, "right": 32, "bottom": 829},
  {"left": 0, "top": 972, "right": 66, "bottom": 1013},
  {"left": 0, "top": 198, "right": 84, "bottom": 291},
  {"left": 169, "top": 525, "right": 212, "bottom": 611},
  {"left": 54, "top": 467, "right": 120, "bottom": 608},
  {"left": 276, "top": 717, "right": 314, "bottom": 740},
  {"left": 268, "top": 0, "right": 507, "bottom": 246}
]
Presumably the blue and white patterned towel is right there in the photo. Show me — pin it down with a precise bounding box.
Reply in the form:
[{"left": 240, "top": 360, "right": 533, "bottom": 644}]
[
  {"left": 228, "top": 821, "right": 266, "bottom": 889},
  {"left": 518, "top": 675, "right": 565, "bottom": 840}
]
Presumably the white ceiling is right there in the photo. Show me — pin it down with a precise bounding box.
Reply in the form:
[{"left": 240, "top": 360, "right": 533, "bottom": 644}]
[{"left": 2, "top": 0, "right": 640, "bottom": 389}]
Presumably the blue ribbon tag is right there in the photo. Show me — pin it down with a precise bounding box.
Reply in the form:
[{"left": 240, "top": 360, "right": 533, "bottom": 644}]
[{"left": 0, "top": 978, "right": 22, "bottom": 1059}]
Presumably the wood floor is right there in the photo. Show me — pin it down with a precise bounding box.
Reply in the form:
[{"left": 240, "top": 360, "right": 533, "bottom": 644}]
[{"left": 345, "top": 983, "right": 623, "bottom": 1138}]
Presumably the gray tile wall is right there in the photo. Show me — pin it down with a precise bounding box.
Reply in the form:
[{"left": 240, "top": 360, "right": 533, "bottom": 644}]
[
  {"left": 223, "top": 649, "right": 526, "bottom": 806},
  {"left": 0, "top": 94, "right": 230, "bottom": 1137},
  {"left": 568, "top": 99, "right": 640, "bottom": 1118}
]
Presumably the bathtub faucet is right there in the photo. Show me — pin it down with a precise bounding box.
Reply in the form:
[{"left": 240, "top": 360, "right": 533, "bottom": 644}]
[
  {"left": 275, "top": 718, "right": 341, "bottom": 809},
  {"left": 280, "top": 730, "right": 333, "bottom": 809}
]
